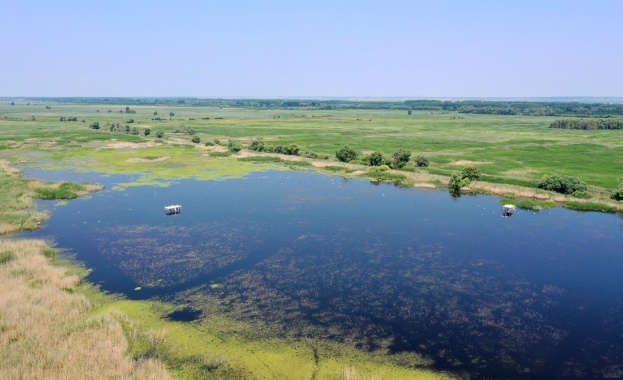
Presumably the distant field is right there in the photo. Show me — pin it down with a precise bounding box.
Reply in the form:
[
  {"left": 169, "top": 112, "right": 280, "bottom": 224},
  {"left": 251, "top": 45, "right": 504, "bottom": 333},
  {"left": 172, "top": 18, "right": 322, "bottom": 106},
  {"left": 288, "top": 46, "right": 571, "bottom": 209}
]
[{"left": 1, "top": 100, "right": 622, "bottom": 193}]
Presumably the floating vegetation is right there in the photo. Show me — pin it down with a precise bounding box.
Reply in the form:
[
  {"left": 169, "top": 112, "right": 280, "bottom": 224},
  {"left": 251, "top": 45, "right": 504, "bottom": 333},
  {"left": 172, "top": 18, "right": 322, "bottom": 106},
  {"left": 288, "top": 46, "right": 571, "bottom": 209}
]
[
  {"left": 24, "top": 170, "right": 623, "bottom": 380},
  {"left": 499, "top": 198, "right": 557, "bottom": 211}
]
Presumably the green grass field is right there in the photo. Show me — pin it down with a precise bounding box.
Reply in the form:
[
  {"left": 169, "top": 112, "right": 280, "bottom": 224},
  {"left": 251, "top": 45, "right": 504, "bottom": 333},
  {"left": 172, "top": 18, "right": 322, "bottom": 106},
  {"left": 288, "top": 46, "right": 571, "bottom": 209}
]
[{"left": 2, "top": 100, "right": 622, "bottom": 195}]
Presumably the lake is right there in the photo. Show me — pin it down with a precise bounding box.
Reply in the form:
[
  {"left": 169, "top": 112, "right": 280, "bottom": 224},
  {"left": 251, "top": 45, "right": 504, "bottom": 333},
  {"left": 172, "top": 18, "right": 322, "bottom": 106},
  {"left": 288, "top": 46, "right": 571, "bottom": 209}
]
[{"left": 21, "top": 169, "right": 623, "bottom": 379}]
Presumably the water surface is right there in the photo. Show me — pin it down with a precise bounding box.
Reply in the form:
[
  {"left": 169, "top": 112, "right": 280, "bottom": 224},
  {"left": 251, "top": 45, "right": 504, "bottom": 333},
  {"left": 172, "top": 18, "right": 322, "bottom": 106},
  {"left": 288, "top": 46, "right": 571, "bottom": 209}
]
[{"left": 22, "top": 169, "right": 623, "bottom": 379}]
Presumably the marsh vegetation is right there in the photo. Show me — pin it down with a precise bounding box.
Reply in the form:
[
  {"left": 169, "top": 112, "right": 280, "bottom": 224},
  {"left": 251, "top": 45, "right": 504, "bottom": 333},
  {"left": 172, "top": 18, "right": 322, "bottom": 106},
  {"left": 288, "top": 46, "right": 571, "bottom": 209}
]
[{"left": 2, "top": 98, "right": 623, "bottom": 379}]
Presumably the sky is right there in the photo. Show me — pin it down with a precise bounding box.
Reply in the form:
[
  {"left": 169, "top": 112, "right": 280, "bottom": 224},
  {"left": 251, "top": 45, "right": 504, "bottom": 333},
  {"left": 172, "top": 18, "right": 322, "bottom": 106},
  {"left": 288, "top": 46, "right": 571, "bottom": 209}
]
[{"left": 2, "top": 0, "right": 622, "bottom": 98}]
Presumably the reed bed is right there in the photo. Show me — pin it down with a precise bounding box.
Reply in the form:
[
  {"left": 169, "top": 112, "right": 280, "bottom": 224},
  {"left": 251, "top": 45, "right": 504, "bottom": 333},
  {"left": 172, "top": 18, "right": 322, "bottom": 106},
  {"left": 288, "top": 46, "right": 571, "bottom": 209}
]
[{"left": 0, "top": 239, "right": 172, "bottom": 380}]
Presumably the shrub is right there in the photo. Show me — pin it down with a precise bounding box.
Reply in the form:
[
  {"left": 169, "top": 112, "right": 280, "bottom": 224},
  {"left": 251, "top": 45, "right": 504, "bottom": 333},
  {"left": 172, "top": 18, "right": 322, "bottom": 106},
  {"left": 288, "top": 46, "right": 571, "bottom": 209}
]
[
  {"left": 191, "top": 136, "right": 200, "bottom": 144},
  {"left": 282, "top": 144, "right": 300, "bottom": 156},
  {"left": 273, "top": 145, "right": 284, "bottom": 154},
  {"left": 370, "top": 165, "right": 390, "bottom": 172},
  {"left": 538, "top": 174, "right": 587, "bottom": 195},
  {"left": 572, "top": 190, "right": 592, "bottom": 199},
  {"left": 172, "top": 125, "right": 195, "bottom": 134},
  {"left": 214, "top": 139, "right": 221, "bottom": 145},
  {"left": 0, "top": 251, "right": 14, "bottom": 265},
  {"left": 612, "top": 183, "right": 623, "bottom": 201},
  {"left": 336, "top": 146, "right": 358, "bottom": 163},
  {"left": 89, "top": 122, "right": 100, "bottom": 130},
  {"left": 448, "top": 171, "right": 471, "bottom": 196},
  {"left": 227, "top": 140, "right": 242, "bottom": 152},
  {"left": 249, "top": 140, "right": 266, "bottom": 152},
  {"left": 415, "top": 155, "right": 429, "bottom": 167},
  {"left": 391, "top": 149, "right": 411, "bottom": 169},
  {"left": 155, "top": 131, "right": 164, "bottom": 138},
  {"left": 461, "top": 165, "right": 481, "bottom": 180},
  {"left": 365, "top": 151, "right": 384, "bottom": 166},
  {"left": 143, "top": 128, "right": 151, "bottom": 136},
  {"left": 204, "top": 141, "right": 214, "bottom": 146}
]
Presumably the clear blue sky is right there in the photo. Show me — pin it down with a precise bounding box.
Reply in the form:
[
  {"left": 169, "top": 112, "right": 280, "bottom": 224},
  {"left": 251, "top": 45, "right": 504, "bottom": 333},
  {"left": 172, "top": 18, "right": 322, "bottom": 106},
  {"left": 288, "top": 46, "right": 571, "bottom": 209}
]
[{"left": 2, "top": 0, "right": 622, "bottom": 98}]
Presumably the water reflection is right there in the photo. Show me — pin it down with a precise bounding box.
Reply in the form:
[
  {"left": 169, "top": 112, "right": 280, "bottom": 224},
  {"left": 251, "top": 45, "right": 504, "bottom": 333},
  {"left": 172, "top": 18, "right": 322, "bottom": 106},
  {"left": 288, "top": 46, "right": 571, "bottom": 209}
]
[{"left": 22, "top": 170, "right": 623, "bottom": 379}]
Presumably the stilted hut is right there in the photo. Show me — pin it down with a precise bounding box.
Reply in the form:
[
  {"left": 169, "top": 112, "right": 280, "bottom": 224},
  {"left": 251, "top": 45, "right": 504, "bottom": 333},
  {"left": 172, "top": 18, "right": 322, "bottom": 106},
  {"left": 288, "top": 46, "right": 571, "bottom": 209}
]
[
  {"left": 502, "top": 204, "right": 516, "bottom": 217},
  {"left": 164, "top": 204, "right": 182, "bottom": 215}
]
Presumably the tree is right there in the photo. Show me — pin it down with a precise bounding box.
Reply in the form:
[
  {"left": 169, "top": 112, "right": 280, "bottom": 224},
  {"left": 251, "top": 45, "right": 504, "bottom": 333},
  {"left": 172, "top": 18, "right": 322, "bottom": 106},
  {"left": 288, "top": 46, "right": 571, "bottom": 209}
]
[
  {"left": 415, "top": 155, "right": 429, "bottom": 167},
  {"left": 283, "top": 144, "right": 300, "bottom": 156},
  {"left": 538, "top": 174, "right": 587, "bottom": 195},
  {"left": 153, "top": 111, "right": 158, "bottom": 115},
  {"left": 611, "top": 183, "right": 623, "bottom": 201},
  {"left": 448, "top": 171, "right": 471, "bottom": 197},
  {"left": 10, "top": 102, "right": 14, "bottom": 106},
  {"left": 227, "top": 140, "right": 242, "bottom": 152},
  {"left": 365, "top": 151, "right": 384, "bottom": 166},
  {"left": 169, "top": 111, "right": 175, "bottom": 117},
  {"left": 336, "top": 146, "right": 358, "bottom": 163},
  {"left": 461, "top": 165, "right": 481, "bottom": 180},
  {"left": 249, "top": 139, "right": 266, "bottom": 152},
  {"left": 408, "top": 109, "right": 412, "bottom": 115},
  {"left": 391, "top": 149, "right": 411, "bottom": 169}
]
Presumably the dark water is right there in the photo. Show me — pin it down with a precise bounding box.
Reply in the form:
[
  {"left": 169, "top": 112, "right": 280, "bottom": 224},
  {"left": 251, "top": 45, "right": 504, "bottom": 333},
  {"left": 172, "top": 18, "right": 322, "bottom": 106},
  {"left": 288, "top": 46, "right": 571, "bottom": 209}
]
[{"left": 20, "top": 169, "right": 623, "bottom": 379}]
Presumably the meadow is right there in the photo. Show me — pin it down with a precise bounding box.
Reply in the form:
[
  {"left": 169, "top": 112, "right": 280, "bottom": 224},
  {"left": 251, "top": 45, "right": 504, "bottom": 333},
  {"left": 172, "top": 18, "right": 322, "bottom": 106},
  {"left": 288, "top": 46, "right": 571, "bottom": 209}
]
[
  {"left": 1, "top": 99, "right": 622, "bottom": 379},
  {"left": 2, "top": 100, "right": 622, "bottom": 199}
]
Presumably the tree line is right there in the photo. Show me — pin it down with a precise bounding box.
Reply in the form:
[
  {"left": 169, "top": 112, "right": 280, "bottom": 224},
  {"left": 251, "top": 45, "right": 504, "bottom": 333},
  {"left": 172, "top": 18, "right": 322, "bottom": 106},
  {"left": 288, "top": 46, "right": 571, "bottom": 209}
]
[
  {"left": 549, "top": 118, "right": 623, "bottom": 130},
  {"left": 14, "top": 97, "right": 623, "bottom": 117}
]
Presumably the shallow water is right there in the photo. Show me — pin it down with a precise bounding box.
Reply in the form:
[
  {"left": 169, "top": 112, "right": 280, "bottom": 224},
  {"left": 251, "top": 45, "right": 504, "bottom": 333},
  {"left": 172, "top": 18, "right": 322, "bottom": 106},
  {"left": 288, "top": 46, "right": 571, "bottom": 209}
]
[{"left": 21, "top": 169, "right": 623, "bottom": 379}]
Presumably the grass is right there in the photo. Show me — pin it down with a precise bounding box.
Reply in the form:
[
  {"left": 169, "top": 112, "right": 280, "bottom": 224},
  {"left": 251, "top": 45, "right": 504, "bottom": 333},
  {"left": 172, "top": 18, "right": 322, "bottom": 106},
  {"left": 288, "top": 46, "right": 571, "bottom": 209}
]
[
  {"left": 499, "top": 198, "right": 558, "bottom": 211},
  {"left": 0, "top": 239, "right": 171, "bottom": 380},
  {"left": 564, "top": 201, "right": 618, "bottom": 213},
  {"left": 2, "top": 103, "right": 622, "bottom": 198}
]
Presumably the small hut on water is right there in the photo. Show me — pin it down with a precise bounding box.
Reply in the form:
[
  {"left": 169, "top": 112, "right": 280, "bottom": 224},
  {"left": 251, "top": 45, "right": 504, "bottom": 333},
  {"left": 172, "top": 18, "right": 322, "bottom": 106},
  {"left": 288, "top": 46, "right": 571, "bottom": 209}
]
[{"left": 164, "top": 204, "right": 182, "bottom": 215}]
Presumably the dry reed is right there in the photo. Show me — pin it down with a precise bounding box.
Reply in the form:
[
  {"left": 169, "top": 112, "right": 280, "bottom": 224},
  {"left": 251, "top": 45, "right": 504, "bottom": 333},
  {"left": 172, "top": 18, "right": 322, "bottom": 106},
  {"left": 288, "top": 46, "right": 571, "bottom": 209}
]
[{"left": 0, "top": 239, "right": 172, "bottom": 380}]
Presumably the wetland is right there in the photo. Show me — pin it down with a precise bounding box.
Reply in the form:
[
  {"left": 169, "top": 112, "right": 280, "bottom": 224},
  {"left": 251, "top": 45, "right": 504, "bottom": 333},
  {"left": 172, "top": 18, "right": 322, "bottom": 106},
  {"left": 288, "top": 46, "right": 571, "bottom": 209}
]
[
  {"left": 21, "top": 168, "right": 623, "bottom": 379},
  {"left": 3, "top": 99, "right": 623, "bottom": 379}
]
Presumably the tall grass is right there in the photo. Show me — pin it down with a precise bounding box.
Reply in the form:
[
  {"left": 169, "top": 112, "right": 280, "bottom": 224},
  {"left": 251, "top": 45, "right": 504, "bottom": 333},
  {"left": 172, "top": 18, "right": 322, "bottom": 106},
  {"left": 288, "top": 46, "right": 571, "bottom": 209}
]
[{"left": 0, "top": 239, "right": 172, "bottom": 380}]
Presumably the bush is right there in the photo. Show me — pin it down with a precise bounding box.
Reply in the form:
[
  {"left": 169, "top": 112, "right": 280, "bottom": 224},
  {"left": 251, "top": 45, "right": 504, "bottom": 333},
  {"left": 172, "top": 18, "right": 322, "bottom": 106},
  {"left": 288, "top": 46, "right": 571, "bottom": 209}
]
[
  {"left": 461, "top": 165, "right": 481, "bottom": 180},
  {"left": 415, "top": 155, "right": 429, "bottom": 167},
  {"left": 391, "top": 149, "right": 411, "bottom": 169},
  {"left": 365, "top": 151, "right": 384, "bottom": 166},
  {"left": 204, "top": 141, "right": 214, "bottom": 146},
  {"left": 144, "top": 128, "right": 151, "bottom": 136},
  {"left": 172, "top": 125, "right": 195, "bottom": 134},
  {"left": 538, "top": 174, "right": 587, "bottom": 195},
  {"left": 191, "top": 136, "right": 200, "bottom": 143},
  {"left": 249, "top": 140, "right": 266, "bottom": 152},
  {"left": 89, "top": 122, "right": 100, "bottom": 130},
  {"left": 612, "top": 184, "right": 623, "bottom": 201},
  {"left": 273, "top": 145, "right": 284, "bottom": 154},
  {"left": 155, "top": 131, "right": 164, "bottom": 138},
  {"left": 572, "top": 190, "right": 592, "bottom": 199},
  {"left": 370, "top": 165, "right": 390, "bottom": 172},
  {"left": 227, "top": 140, "right": 242, "bottom": 152},
  {"left": 448, "top": 171, "right": 471, "bottom": 196},
  {"left": 282, "top": 144, "right": 300, "bottom": 156},
  {"left": 336, "top": 146, "right": 358, "bottom": 163}
]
